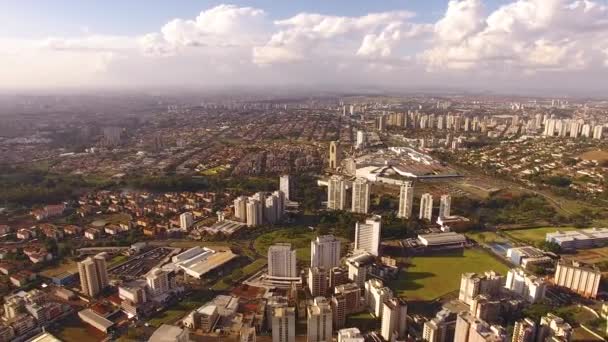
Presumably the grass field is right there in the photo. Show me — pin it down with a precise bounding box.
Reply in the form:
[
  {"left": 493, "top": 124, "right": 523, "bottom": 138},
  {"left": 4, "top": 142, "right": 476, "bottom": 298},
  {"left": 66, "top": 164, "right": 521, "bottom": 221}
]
[
  {"left": 465, "top": 231, "right": 507, "bottom": 244},
  {"left": 580, "top": 149, "right": 608, "bottom": 162},
  {"left": 502, "top": 226, "right": 576, "bottom": 244},
  {"left": 40, "top": 260, "right": 77, "bottom": 278},
  {"left": 346, "top": 312, "right": 380, "bottom": 333},
  {"left": 147, "top": 290, "right": 214, "bottom": 327},
  {"left": 253, "top": 228, "right": 316, "bottom": 262},
  {"left": 390, "top": 248, "right": 509, "bottom": 301}
]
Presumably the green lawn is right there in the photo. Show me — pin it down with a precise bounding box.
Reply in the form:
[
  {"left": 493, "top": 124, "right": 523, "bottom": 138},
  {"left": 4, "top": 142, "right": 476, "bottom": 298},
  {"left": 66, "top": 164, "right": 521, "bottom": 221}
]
[
  {"left": 346, "top": 312, "right": 380, "bottom": 333},
  {"left": 147, "top": 290, "right": 214, "bottom": 327},
  {"left": 390, "top": 248, "right": 509, "bottom": 301},
  {"left": 465, "top": 231, "right": 507, "bottom": 244},
  {"left": 253, "top": 228, "right": 316, "bottom": 262},
  {"left": 502, "top": 226, "right": 576, "bottom": 244}
]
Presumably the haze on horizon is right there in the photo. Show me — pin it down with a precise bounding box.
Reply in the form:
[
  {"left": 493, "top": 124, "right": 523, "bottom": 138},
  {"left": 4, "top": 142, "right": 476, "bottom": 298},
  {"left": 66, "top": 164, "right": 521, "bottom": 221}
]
[{"left": 2, "top": 0, "right": 608, "bottom": 95}]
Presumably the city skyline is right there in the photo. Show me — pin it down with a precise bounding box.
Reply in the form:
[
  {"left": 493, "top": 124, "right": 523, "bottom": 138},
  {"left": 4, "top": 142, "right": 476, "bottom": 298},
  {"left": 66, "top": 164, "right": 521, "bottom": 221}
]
[{"left": 2, "top": 0, "right": 608, "bottom": 94}]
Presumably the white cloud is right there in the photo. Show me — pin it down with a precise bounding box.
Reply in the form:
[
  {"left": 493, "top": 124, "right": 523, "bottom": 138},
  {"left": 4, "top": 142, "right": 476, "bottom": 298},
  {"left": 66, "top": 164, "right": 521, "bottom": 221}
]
[{"left": 2, "top": 1, "right": 608, "bottom": 92}]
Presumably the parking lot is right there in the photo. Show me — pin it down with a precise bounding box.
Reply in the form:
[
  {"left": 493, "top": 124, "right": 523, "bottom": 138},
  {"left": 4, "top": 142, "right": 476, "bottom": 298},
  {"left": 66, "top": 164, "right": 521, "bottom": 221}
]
[{"left": 109, "top": 247, "right": 177, "bottom": 278}]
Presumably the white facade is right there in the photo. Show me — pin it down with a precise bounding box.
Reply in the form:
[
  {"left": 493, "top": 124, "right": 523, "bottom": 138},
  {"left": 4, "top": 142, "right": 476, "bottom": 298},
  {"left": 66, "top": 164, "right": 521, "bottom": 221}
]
[
  {"left": 307, "top": 297, "right": 333, "bottom": 342},
  {"left": 328, "top": 176, "right": 346, "bottom": 210},
  {"left": 438, "top": 195, "right": 451, "bottom": 219},
  {"left": 280, "top": 175, "right": 291, "bottom": 201},
  {"left": 265, "top": 195, "right": 279, "bottom": 225},
  {"left": 365, "top": 279, "right": 393, "bottom": 318},
  {"left": 419, "top": 193, "right": 433, "bottom": 220},
  {"left": 268, "top": 244, "right": 297, "bottom": 278},
  {"left": 179, "top": 212, "right": 194, "bottom": 231},
  {"left": 337, "top": 328, "right": 364, "bottom": 342},
  {"left": 554, "top": 261, "right": 601, "bottom": 298},
  {"left": 397, "top": 183, "right": 414, "bottom": 219},
  {"left": 594, "top": 125, "right": 604, "bottom": 140},
  {"left": 351, "top": 178, "right": 370, "bottom": 214},
  {"left": 146, "top": 268, "right": 170, "bottom": 297},
  {"left": 272, "top": 307, "right": 295, "bottom": 342},
  {"left": 246, "top": 199, "right": 263, "bottom": 227},
  {"left": 381, "top": 298, "right": 408, "bottom": 342},
  {"left": 234, "top": 196, "right": 248, "bottom": 222},
  {"left": 354, "top": 215, "right": 381, "bottom": 256},
  {"left": 311, "top": 235, "right": 341, "bottom": 268},
  {"left": 504, "top": 268, "right": 546, "bottom": 303},
  {"left": 356, "top": 130, "right": 366, "bottom": 149}
]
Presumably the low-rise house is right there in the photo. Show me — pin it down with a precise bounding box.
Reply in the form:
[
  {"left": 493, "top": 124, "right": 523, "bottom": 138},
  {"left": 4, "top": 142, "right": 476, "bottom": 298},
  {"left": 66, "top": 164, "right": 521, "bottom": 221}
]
[{"left": 10, "top": 270, "right": 37, "bottom": 287}]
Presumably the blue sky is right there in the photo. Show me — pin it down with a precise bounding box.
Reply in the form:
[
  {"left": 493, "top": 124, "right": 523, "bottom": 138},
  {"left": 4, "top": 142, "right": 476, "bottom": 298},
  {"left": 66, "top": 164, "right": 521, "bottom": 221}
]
[{"left": 1, "top": 0, "right": 507, "bottom": 38}]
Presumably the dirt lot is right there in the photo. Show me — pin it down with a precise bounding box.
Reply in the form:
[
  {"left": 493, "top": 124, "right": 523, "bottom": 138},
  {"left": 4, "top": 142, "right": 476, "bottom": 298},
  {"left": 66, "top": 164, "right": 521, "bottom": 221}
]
[{"left": 580, "top": 149, "right": 608, "bottom": 161}]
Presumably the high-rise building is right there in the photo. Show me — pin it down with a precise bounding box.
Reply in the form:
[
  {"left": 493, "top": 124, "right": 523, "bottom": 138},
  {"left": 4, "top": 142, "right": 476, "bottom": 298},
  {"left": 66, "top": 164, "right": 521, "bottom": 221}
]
[
  {"left": 307, "top": 297, "right": 333, "bottom": 342},
  {"left": 308, "top": 267, "right": 328, "bottom": 297},
  {"left": 356, "top": 131, "right": 366, "bottom": 149},
  {"left": 311, "top": 235, "right": 341, "bottom": 268},
  {"left": 351, "top": 178, "right": 370, "bottom": 214},
  {"left": 419, "top": 193, "right": 433, "bottom": 221},
  {"left": 458, "top": 271, "right": 504, "bottom": 305},
  {"left": 329, "top": 141, "right": 342, "bottom": 169},
  {"left": 582, "top": 124, "right": 592, "bottom": 138},
  {"left": 504, "top": 268, "right": 546, "bottom": 303},
  {"left": 331, "top": 295, "right": 347, "bottom": 329},
  {"left": 354, "top": 215, "right": 381, "bottom": 256},
  {"left": 422, "top": 308, "right": 456, "bottom": 342},
  {"left": 234, "top": 196, "right": 248, "bottom": 222},
  {"left": 272, "top": 307, "right": 295, "bottom": 342},
  {"left": 268, "top": 243, "right": 297, "bottom": 278},
  {"left": 78, "top": 252, "right": 108, "bottom": 297},
  {"left": 398, "top": 182, "right": 414, "bottom": 219},
  {"left": 280, "top": 175, "right": 291, "bottom": 202},
  {"left": 273, "top": 191, "right": 285, "bottom": 220},
  {"left": 179, "top": 212, "right": 194, "bottom": 231},
  {"left": 438, "top": 195, "right": 451, "bottom": 219},
  {"left": 265, "top": 195, "right": 279, "bottom": 224},
  {"left": 381, "top": 298, "right": 408, "bottom": 342},
  {"left": 455, "top": 312, "right": 506, "bottom": 342},
  {"left": 554, "top": 261, "right": 601, "bottom": 298},
  {"left": 594, "top": 125, "right": 604, "bottom": 140},
  {"left": 364, "top": 279, "right": 393, "bottom": 318},
  {"left": 335, "top": 283, "right": 361, "bottom": 315},
  {"left": 512, "top": 318, "right": 536, "bottom": 342},
  {"left": 346, "top": 252, "right": 374, "bottom": 286},
  {"left": 146, "top": 267, "right": 172, "bottom": 297},
  {"left": 329, "top": 267, "right": 348, "bottom": 289},
  {"left": 246, "top": 198, "right": 263, "bottom": 227},
  {"left": 337, "top": 328, "right": 364, "bottom": 342},
  {"left": 537, "top": 313, "right": 572, "bottom": 342},
  {"left": 328, "top": 176, "right": 346, "bottom": 210},
  {"left": 470, "top": 295, "right": 501, "bottom": 322}
]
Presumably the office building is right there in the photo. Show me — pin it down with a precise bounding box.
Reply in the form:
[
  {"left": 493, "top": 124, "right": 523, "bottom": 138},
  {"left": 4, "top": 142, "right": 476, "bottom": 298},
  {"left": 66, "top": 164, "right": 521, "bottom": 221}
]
[
  {"left": 179, "top": 212, "right": 194, "bottom": 231},
  {"left": 504, "top": 268, "right": 546, "bottom": 303},
  {"left": 546, "top": 228, "right": 608, "bottom": 250},
  {"left": 537, "top": 313, "right": 572, "bottom": 342},
  {"left": 329, "top": 141, "right": 342, "bottom": 169},
  {"left": 364, "top": 279, "right": 393, "bottom": 318},
  {"left": 354, "top": 215, "right": 381, "bottom": 256},
  {"left": 146, "top": 267, "right": 172, "bottom": 297},
  {"left": 381, "top": 298, "right": 408, "bottom": 342},
  {"left": 438, "top": 195, "right": 451, "bottom": 218},
  {"left": 328, "top": 176, "right": 346, "bottom": 210},
  {"left": 280, "top": 175, "right": 291, "bottom": 201},
  {"left": 272, "top": 307, "right": 296, "bottom": 342},
  {"left": 246, "top": 198, "right": 263, "bottom": 227},
  {"left": 234, "top": 196, "right": 248, "bottom": 222},
  {"left": 512, "top": 318, "right": 536, "bottom": 342},
  {"left": 307, "top": 297, "right": 333, "bottom": 342},
  {"left": 308, "top": 267, "right": 328, "bottom": 297},
  {"left": 397, "top": 182, "right": 414, "bottom": 219},
  {"left": 78, "top": 253, "right": 108, "bottom": 297},
  {"left": 268, "top": 244, "right": 297, "bottom": 278},
  {"left": 422, "top": 308, "right": 456, "bottom": 342},
  {"left": 554, "top": 260, "right": 601, "bottom": 298},
  {"left": 351, "top": 178, "right": 370, "bottom": 214},
  {"left": 311, "top": 235, "right": 341, "bottom": 269},
  {"left": 419, "top": 193, "right": 433, "bottom": 220},
  {"left": 459, "top": 271, "right": 504, "bottom": 305}
]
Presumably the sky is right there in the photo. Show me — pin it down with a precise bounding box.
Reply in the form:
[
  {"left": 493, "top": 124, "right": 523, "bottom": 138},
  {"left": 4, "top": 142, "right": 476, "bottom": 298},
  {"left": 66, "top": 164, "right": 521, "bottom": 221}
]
[{"left": 1, "top": 0, "right": 608, "bottom": 94}]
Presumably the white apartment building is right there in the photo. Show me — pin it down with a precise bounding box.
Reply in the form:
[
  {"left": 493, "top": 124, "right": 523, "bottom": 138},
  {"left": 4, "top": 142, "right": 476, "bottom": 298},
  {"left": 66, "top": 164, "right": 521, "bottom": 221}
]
[
  {"left": 554, "top": 261, "right": 601, "bottom": 298},
  {"left": 311, "top": 235, "right": 341, "bottom": 268},
  {"left": 504, "top": 268, "right": 546, "bottom": 303},
  {"left": 279, "top": 175, "right": 291, "bottom": 201},
  {"left": 179, "top": 212, "right": 194, "bottom": 231},
  {"left": 272, "top": 307, "right": 295, "bottom": 342},
  {"left": 354, "top": 215, "right": 381, "bottom": 256},
  {"left": 419, "top": 193, "right": 433, "bottom": 221},
  {"left": 397, "top": 182, "right": 414, "bottom": 219},
  {"left": 328, "top": 176, "right": 346, "bottom": 210},
  {"left": 234, "top": 196, "right": 248, "bottom": 222},
  {"left": 438, "top": 195, "right": 451, "bottom": 219},
  {"left": 364, "top": 279, "right": 393, "bottom": 318},
  {"left": 381, "top": 298, "right": 408, "bottom": 342},
  {"left": 268, "top": 243, "right": 297, "bottom": 278},
  {"left": 351, "top": 178, "right": 370, "bottom": 214},
  {"left": 307, "top": 297, "right": 333, "bottom": 342}
]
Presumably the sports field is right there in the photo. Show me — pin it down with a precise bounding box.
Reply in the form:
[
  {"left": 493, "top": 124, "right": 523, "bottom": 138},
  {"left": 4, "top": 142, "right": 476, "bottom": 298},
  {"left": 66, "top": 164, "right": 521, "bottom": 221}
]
[
  {"left": 502, "top": 226, "right": 576, "bottom": 244},
  {"left": 390, "top": 248, "right": 509, "bottom": 301}
]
